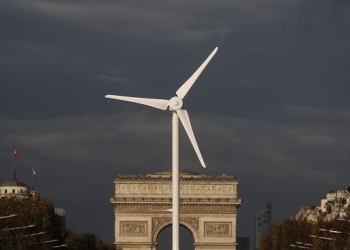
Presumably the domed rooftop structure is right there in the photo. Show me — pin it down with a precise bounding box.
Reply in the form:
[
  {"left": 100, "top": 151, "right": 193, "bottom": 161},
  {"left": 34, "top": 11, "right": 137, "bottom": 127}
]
[
  {"left": 1, "top": 174, "right": 28, "bottom": 187},
  {"left": 0, "top": 171, "right": 30, "bottom": 198}
]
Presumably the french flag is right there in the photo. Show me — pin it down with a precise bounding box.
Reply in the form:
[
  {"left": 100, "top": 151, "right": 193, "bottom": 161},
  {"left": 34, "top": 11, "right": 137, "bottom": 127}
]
[{"left": 13, "top": 150, "right": 20, "bottom": 159}]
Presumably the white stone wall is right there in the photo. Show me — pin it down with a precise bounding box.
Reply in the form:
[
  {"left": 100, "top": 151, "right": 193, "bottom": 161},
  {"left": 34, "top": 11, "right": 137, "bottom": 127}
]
[{"left": 0, "top": 185, "right": 30, "bottom": 198}]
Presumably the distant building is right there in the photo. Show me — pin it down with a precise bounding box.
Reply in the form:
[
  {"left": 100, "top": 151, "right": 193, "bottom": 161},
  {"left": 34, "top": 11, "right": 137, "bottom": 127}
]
[
  {"left": 237, "top": 237, "right": 249, "bottom": 250},
  {"left": 254, "top": 201, "right": 272, "bottom": 250},
  {"left": 1, "top": 170, "right": 66, "bottom": 229},
  {"left": 0, "top": 171, "right": 31, "bottom": 198},
  {"left": 54, "top": 208, "right": 66, "bottom": 229},
  {"left": 295, "top": 185, "right": 350, "bottom": 222}
]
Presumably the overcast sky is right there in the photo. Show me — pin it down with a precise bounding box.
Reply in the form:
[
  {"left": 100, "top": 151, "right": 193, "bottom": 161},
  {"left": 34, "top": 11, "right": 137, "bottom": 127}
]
[{"left": 1, "top": 0, "right": 350, "bottom": 249}]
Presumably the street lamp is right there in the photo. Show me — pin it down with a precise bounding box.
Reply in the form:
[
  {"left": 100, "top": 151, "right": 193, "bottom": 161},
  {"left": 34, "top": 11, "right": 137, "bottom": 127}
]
[
  {"left": 40, "top": 239, "right": 59, "bottom": 244},
  {"left": 309, "top": 228, "right": 343, "bottom": 241},
  {"left": 309, "top": 227, "right": 350, "bottom": 250},
  {"left": 2, "top": 224, "right": 36, "bottom": 231},
  {"left": 337, "top": 218, "right": 350, "bottom": 224},
  {"left": 0, "top": 214, "right": 17, "bottom": 219},
  {"left": 290, "top": 241, "right": 312, "bottom": 249},
  {"left": 52, "top": 244, "right": 67, "bottom": 248},
  {"left": 25, "top": 231, "right": 46, "bottom": 236}
]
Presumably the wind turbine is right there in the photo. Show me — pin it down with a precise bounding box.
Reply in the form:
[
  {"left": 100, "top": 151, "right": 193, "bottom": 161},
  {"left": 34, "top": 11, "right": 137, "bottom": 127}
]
[{"left": 105, "top": 47, "right": 218, "bottom": 250}]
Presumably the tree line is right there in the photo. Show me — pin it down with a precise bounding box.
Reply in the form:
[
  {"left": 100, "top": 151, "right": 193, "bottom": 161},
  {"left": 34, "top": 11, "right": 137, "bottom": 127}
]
[
  {"left": 260, "top": 208, "right": 350, "bottom": 250},
  {"left": 0, "top": 196, "right": 114, "bottom": 250}
]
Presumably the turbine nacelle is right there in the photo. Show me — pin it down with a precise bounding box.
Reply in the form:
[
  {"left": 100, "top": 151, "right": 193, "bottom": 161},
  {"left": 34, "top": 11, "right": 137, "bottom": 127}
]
[{"left": 168, "top": 96, "right": 183, "bottom": 111}]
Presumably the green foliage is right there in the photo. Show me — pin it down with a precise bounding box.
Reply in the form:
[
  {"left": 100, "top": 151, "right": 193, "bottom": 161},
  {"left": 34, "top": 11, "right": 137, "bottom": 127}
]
[
  {"left": 0, "top": 196, "right": 58, "bottom": 249},
  {"left": 0, "top": 196, "right": 114, "bottom": 250},
  {"left": 260, "top": 216, "right": 350, "bottom": 250},
  {"left": 62, "top": 229, "right": 82, "bottom": 250},
  {"left": 61, "top": 230, "right": 115, "bottom": 250},
  {"left": 260, "top": 219, "right": 313, "bottom": 250}
]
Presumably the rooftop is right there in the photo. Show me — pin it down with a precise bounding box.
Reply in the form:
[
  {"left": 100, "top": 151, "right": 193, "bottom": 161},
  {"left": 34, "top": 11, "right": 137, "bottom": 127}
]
[{"left": 1, "top": 172, "right": 28, "bottom": 187}]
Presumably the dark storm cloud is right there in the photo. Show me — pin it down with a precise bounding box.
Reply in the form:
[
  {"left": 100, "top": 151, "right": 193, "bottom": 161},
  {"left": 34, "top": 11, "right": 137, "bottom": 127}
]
[
  {"left": 3, "top": 0, "right": 233, "bottom": 43},
  {"left": 299, "top": 0, "right": 350, "bottom": 38},
  {"left": 1, "top": 0, "right": 350, "bottom": 249},
  {"left": 1, "top": 106, "right": 350, "bottom": 243}
]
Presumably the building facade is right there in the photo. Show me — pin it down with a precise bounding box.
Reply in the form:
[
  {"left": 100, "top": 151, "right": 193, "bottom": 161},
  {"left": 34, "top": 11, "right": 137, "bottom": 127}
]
[
  {"left": 0, "top": 171, "right": 31, "bottom": 198},
  {"left": 254, "top": 201, "right": 272, "bottom": 250},
  {"left": 295, "top": 185, "right": 350, "bottom": 222},
  {"left": 110, "top": 171, "right": 243, "bottom": 250}
]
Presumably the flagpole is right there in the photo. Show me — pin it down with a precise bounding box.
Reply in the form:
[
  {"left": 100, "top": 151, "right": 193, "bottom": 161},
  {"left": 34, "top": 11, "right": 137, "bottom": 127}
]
[
  {"left": 31, "top": 168, "right": 36, "bottom": 190},
  {"left": 12, "top": 148, "right": 20, "bottom": 177},
  {"left": 12, "top": 147, "right": 15, "bottom": 176},
  {"left": 12, "top": 153, "right": 14, "bottom": 175}
]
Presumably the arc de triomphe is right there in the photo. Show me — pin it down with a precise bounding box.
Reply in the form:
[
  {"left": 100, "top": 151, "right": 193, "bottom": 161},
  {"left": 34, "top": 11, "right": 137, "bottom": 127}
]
[{"left": 110, "top": 171, "right": 242, "bottom": 250}]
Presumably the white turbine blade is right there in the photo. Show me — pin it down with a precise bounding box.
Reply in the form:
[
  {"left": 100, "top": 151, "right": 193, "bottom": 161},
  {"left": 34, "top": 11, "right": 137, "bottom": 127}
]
[
  {"left": 177, "top": 109, "right": 206, "bottom": 168},
  {"left": 105, "top": 95, "right": 169, "bottom": 110},
  {"left": 176, "top": 47, "right": 218, "bottom": 99}
]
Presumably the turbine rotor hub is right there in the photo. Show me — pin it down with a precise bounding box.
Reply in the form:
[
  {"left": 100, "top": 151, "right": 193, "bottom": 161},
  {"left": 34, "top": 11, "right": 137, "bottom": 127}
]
[{"left": 169, "top": 96, "right": 183, "bottom": 111}]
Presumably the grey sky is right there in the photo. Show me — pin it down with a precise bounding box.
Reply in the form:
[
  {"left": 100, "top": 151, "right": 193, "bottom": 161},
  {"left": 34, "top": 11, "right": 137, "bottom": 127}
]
[{"left": 1, "top": 0, "right": 350, "bottom": 249}]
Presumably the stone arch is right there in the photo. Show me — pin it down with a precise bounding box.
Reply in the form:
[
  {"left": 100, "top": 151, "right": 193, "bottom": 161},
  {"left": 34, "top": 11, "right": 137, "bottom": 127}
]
[
  {"left": 110, "top": 171, "right": 242, "bottom": 250},
  {"left": 152, "top": 218, "right": 199, "bottom": 243},
  {"left": 155, "top": 222, "right": 196, "bottom": 250}
]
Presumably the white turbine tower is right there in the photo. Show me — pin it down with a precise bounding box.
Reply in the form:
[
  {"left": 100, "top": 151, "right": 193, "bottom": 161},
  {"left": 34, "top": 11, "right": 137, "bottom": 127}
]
[{"left": 105, "top": 47, "right": 218, "bottom": 250}]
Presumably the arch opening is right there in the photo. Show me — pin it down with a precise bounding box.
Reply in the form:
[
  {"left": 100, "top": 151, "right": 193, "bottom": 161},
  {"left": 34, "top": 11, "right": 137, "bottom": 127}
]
[{"left": 156, "top": 224, "right": 194, "bottom": 250}]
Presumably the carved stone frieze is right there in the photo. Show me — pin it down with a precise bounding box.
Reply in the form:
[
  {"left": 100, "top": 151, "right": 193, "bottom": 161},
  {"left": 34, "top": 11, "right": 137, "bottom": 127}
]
[
  {"left": 180, "top": 204, "right": 238, "bottom": 213},
  {"left": 120, "top": 221, "right": 147, "bottom": 237},
  {"left": 152, "top": 217, "right": 171, "bottom": 231},
  {"left": 116, "top": 183, "right": 237, "bottom": 196},
  {"left": 204, "top": 222, "right": 232, "bottom": 237},
  {"left": 114, "top": 203, "right": 239, "bottom": 214},
  {"left": 182, "top": 217, "right": 199, "bottom": 233}
]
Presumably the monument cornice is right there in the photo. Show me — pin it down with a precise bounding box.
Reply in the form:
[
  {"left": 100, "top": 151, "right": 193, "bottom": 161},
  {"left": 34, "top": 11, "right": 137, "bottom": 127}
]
[
  {"left": 111, "top": 202, "right": 241, "bottom": 214},
  {"left": 115, "top": 171, "right": 238, "bottom": 183},
  {"left": 110, "top": 198, "right": 242, "bottom": 203},
  {"left": 113, "top": 183, "right": 239, "bottom": 199}
]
